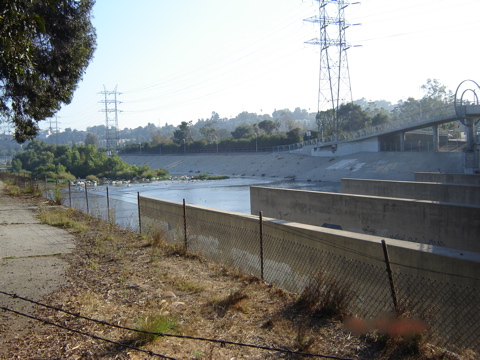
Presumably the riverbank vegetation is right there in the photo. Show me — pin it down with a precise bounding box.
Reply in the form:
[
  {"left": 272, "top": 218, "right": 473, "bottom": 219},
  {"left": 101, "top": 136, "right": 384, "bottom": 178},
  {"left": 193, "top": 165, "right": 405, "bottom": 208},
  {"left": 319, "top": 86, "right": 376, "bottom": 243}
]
[
  {"left": 1, "top": 79, "right": 460, "bottom": 164},
  {"left": 191, "top": 173, "right": 229, "bottom": 180},
  {"left": 11, "top": 140, "right": 168, "bottom": 181}
]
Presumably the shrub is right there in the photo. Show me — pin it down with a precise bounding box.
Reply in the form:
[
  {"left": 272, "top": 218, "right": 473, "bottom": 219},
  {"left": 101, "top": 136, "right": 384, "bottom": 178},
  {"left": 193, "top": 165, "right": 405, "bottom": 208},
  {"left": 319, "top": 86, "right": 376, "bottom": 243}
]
[
  {"left": 53, "top": 185, "right": 63, "bottom": 205},
  {"left": 295, "top": 270, "right": 353, "bottom": 319},
  {"left": 135, "top": 314, "right": 177, "bottom": 344},
  {"left": 86, "top": 174, "right": 99, "bottom": 182}
]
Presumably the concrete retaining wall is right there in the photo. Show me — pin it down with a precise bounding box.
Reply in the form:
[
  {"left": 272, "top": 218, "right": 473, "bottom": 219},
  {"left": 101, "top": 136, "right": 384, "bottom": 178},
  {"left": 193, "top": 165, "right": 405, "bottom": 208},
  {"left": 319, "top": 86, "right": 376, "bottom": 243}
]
[
  {"left": 139, "top": 195, "right": 479, "bottom": 289},
  {"left": 341, "top": 178, "right": 480, "bottom": 206},
  {"left": 415, "top": 172, "right": 480, "bottom": 185},
  {"left": 250, "top": 186, "right": 480, "bottom": 253},
  {"left": 139, "top": 195, "right": 480, "bottom": 352}
]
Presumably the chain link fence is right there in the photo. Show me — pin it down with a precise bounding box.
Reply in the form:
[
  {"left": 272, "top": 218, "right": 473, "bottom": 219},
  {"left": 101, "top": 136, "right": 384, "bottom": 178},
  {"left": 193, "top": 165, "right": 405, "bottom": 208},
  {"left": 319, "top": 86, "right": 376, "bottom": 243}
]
[
  {"left": 139, "top": 196, "right": 480, "bottom": 355},
  {"left": 1, "top": 171, "right": 478, "bottom": 355}
]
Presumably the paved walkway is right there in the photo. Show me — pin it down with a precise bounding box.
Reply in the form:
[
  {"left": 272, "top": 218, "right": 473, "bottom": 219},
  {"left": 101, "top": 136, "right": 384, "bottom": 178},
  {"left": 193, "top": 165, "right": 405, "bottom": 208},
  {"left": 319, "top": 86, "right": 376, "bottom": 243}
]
[{"left": 0, "top": 181, "right": 75, "bottom": 353}]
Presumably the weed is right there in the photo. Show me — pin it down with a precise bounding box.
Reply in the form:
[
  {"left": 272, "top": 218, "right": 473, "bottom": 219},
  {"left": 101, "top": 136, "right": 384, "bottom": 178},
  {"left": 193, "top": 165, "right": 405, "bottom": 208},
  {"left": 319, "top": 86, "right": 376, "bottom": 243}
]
[
  {"left": 292, "top": 323, "right": 314, "bottom": 352},
  {"left": 24, "top": 182, "right": 35, "bottom": 194},
  {"left": 86, "top": 260, "right": 99, "bottom": 270},
  {"left": 8, "top": 186, "right": 21, "bottom": 196},
  {"left": 193, "top": 350, "right": 205, "bottom": 359},
  {"left": 134, "top": 313, "right": 177, "bottom": 344},
  {"left": 53, "top": 185, "right": 64, "bottom": 205},
  {"left": 295, "top": 270, "right": 353, "bottom": 319},
  {"left": 175, "top": 278, "right": 204, "bottom": 293},
  {"left": 38, "top": 207, "right": 89, "bottom": 233},
  {"left": 107, "top": 208, "right": 116, "bottom": 228},
  {"left": 191, "top": 173, "right": 229, "bottom": 180},
  {"left": 148, "top": 226, "right": 167, "bottom": 248}
]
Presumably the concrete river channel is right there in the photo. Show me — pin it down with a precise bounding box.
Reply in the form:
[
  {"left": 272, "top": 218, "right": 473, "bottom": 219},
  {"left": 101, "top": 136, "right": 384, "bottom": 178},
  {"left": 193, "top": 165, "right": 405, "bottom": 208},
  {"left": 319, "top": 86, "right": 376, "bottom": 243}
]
[{"left": 64, "top": 177, "right": 340, "bottom": 231}]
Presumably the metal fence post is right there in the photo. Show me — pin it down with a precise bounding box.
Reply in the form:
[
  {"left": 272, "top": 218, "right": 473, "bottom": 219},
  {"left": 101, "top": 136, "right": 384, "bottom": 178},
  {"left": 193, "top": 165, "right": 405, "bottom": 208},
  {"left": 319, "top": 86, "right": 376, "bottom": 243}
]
[
  {"left": 381, "top": 239, "right": 400, "bottom": 315},
  {"left": 259, "top": 211, "right": 265, "bottom": 281},
  {"left": 106, "top": 186, "right": 110, "bottom": 222},
  {"left": 68, "top": 181, "right": 72, "bottom": 207},
  {"left": 183, "top": 199, "right": 188, "bottom": 253},
  {"left": 84, "top": 182, "right": 89, "bottom": 214},
  {"left": 137, "top": 191, "right": 142, "bottom": 234}
]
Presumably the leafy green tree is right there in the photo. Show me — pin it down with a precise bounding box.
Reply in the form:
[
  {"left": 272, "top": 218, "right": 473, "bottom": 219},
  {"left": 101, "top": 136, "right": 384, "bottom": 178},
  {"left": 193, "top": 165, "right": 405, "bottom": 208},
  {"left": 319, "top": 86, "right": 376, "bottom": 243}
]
[
  {"left": 421, "top": 78, "right": 452, "bottom": 102},
  {"left": 85, "top": 133, "right": 98, "bottom": 147},
  {"left": 0, "top": 0, "right": 96, "bottom": 142},
  {"left": 371, "top": 113, "right": 389, "bottom": 126},
  {"left": 231, "top": 124, "right": 255, "bottom": 139},
  {"left": 258, "top": 119, "right": 278, "bottom": 135},
  {"left": 11, "top": 158, "right": 22, "bottom": 172},
  {"left": 199, "top": 120, "right": 218, "bottom": 142},
  {"left": 173, "top": 121, "right": 192, "bottom": 144},
  {"left": 286, "top": 128, "right": 303, "bottom": 143},
  {"left": 337, "top": 103, "right": 369, "bottom": 133}
]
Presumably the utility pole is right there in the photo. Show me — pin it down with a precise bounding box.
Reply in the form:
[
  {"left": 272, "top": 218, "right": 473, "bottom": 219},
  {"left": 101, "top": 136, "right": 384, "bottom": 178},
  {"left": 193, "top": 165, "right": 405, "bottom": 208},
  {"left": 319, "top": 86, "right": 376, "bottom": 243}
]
[
  {"left": 48, "top": 116, "right": 60, "bottom": 145},
  {"left": 304, "top": 0, "right": 359, "bottom": 142},
  {"left": 99, "top": 86, "right": 122, "bottom": 155}
]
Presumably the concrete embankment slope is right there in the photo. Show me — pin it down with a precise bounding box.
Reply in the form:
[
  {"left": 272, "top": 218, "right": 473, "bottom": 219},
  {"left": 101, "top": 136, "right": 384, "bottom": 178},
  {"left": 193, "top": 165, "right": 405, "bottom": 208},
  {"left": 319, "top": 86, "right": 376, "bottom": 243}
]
[{"left": 121, "top": 151, "right": 464, "bottom": 182}]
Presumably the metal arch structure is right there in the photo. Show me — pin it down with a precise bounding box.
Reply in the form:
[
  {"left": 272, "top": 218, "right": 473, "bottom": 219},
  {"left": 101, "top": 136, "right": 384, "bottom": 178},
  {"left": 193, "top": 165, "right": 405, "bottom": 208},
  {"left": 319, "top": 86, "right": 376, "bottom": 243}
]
[
  {"left": 304, "top": 0, "right": 360, "bottom": 142},
  {"left": 454, "top": 80, "right": 480, "bottom": 153},
  {"left": 454, "top": 79, "right": 480, "bottom": 118}
]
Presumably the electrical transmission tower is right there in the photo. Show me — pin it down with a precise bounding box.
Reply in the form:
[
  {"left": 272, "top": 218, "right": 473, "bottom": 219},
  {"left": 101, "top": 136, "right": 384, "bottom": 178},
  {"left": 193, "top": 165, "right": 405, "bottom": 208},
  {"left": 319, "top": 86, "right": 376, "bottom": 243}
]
[
  {"left": 304, "top": 0, "right": 359, "bottom": 141},
  {"left": 99, "top": 86, "right": 121, "bottom": 154}
]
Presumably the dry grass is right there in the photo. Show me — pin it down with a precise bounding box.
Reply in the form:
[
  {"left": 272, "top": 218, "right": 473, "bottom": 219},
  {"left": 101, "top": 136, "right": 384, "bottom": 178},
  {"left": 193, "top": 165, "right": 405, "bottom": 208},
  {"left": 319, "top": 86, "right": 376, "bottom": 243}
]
[
  {"left": 294, "top": 269, "right": 353, "bottom": 319},
  {"left": 0, "top": 185, "right": 475, "bottom": 359}
]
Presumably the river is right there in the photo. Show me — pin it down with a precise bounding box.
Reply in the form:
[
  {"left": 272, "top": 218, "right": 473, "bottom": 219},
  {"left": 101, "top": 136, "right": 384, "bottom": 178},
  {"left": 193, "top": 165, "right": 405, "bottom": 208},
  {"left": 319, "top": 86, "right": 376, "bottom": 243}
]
[{"left": 66, "top": 177, "right": 340, "bottom": 230}]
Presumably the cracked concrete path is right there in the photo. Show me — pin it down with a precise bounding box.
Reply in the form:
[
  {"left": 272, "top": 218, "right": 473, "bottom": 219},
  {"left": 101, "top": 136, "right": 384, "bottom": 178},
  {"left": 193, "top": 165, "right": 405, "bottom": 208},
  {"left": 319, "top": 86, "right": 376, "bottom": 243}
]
[{"left": 0, "top": 181, "right": 76, "bottom": 353}]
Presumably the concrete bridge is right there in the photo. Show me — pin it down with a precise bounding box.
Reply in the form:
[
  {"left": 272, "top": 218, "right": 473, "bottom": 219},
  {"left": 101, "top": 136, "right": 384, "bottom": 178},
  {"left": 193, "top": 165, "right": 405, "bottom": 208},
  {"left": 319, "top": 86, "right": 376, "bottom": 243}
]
[
  {"left": 277, "top": 81, "right": 480, "bottom": 163},
  {"left": 275, "top": 104, "right": 480, "bottom": 172}
]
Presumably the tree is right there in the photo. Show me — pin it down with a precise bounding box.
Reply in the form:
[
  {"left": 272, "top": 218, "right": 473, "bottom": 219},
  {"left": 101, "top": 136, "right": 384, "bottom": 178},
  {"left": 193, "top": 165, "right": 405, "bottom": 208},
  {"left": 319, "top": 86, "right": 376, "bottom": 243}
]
[
  {"left": 199, "top": 120, "right": 218, "bottom": 142},
  {"left": 231, "top": 124, "right": 254, "bottom": 139},
  {"left": 337, "top": 103, "right": 369, "bottom": 133},
  {"left": 258, "top": 119, "right": 278, "bottom": 135},
  {"left": 421, "top": 78, "right": 452, "bottom": 102},
  {"left": 286, "top": 128, "right": 303, "bottom": 143},
  {"left": 173, "top": 121, "right": 192, "bottom": 144},
  {"left": 85, "top": 133, "right": 98, "bottom": 147},
  {"left": 11, "top": 158, "right": 22, "bottom": 172},
  {"left": 0, "top": 0, "right": 96, "bottom": 143}
]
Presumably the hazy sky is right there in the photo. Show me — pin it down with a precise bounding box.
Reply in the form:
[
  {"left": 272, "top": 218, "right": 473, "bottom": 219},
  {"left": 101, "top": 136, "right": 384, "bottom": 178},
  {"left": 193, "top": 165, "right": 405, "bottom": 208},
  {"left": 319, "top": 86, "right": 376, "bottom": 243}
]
[{"left": 49, "top": 0, "right": 480, "bottom": 132}]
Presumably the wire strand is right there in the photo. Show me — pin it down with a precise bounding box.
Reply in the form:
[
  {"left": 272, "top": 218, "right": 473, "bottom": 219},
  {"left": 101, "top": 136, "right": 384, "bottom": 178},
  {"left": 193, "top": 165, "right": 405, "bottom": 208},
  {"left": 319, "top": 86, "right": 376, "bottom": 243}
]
[{"left": 0, "top": 291, "right": 355, "bottom": 359}]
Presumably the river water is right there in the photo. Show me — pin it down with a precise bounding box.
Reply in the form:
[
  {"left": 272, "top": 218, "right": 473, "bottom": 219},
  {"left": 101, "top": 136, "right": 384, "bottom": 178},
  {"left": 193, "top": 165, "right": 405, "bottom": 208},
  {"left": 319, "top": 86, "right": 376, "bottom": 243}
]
[{"left": 67, "top": 177, "right": 340, "bottom": 230}]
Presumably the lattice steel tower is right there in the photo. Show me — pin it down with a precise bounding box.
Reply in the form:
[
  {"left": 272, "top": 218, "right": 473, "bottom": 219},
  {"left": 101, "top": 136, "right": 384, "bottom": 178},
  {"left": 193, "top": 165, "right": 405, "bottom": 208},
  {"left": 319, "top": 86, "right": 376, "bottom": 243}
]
[
  {"left": 304, "top": 0, "right": 358, "bottom": 140},
  {"left": 99, "top": 86, "right": 121, "bottom": 154}
]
